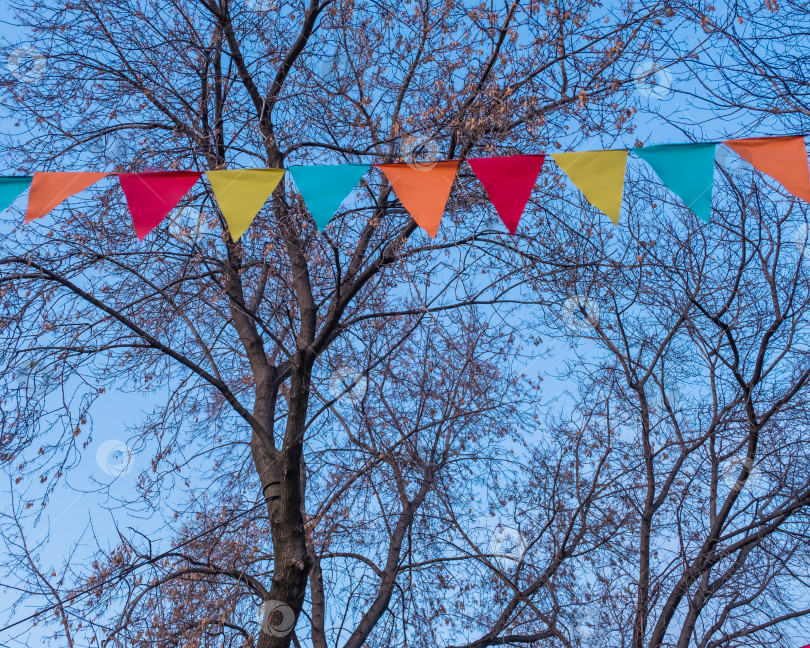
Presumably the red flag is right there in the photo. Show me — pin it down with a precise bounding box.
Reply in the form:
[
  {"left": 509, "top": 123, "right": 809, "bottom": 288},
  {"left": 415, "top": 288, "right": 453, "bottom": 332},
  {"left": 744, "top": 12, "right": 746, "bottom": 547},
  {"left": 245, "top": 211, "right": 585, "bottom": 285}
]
[
  {"left": 25, "top": 172, "right": 109, "bottom": 222},
  {"left": 467, "top": 155, "right": 545, "bottom": 234},
  {"left": 118, "top": 172, "right": 202, "bottom": 240},
  {"left": 723, "top": 136, "right": 810, "bottom": 203}
]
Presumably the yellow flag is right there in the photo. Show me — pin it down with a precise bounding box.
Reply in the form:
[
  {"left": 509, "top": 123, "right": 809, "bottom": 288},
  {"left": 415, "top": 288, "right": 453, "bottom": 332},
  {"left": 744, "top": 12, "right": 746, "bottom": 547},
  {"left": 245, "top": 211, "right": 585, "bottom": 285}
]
[
  {"left": 551, "top": 150, "right": 628, "bottom": 224},
  {"left": 206, "top": 169, "right": 285, "bottom": 240}
]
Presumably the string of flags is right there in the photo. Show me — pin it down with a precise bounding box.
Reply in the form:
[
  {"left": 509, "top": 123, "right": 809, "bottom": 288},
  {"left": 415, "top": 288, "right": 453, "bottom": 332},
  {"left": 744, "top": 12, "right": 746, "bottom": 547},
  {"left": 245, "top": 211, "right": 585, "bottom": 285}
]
[{"left": 0, "top": 135, "right": 808, "bottom": 241}]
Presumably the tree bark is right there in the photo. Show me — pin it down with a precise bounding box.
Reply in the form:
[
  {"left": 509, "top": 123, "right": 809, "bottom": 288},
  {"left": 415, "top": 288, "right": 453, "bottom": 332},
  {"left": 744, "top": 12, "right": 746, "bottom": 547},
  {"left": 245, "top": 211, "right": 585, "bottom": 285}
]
[{"left": 257, "top": 359, "right": 314, "bottom": 648}]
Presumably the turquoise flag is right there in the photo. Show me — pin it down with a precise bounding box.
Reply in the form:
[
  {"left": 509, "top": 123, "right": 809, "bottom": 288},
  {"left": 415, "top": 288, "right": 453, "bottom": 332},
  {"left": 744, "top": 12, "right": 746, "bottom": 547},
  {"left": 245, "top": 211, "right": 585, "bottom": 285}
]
[
  {"left": 289, "top": 164, "right": 370, "bottom": 231},
  {"left": 633, "top": 143, "right": 717, "bottom": 222},
  {"left": 0, "top": 176, "right": 33, "bottom": 213}
]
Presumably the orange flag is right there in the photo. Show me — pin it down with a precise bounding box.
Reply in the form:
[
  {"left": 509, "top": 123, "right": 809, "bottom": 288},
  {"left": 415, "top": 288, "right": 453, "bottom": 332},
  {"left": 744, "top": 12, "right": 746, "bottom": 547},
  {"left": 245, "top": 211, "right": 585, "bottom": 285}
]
[
  {"left": 376, "top": 161, "right": 459, "bottom": 237},
  {"left": 723, "top": 136, "right": 810, "bottom": 203},
  {"left": 25, "top": 172, "right": 109, "bottom": 222}
]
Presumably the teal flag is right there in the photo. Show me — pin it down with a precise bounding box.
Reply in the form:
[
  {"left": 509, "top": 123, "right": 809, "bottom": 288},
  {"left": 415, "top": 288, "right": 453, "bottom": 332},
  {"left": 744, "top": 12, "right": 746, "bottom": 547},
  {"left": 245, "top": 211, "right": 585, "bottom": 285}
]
[
  {"left": 0, "top": 176, "right": 33, "bottom": 213},
  {"left": 633, "top": 143, "right": 717, "bottom": 222},
  {"left": 289, "top": 164, "right": 370, "bottom": 231}
]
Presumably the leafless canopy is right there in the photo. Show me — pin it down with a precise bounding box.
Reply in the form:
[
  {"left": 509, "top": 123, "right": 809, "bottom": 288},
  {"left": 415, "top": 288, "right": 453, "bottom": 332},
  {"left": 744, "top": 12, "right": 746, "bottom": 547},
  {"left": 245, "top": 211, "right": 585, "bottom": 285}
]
[{"left": 1, "top": 1, "right": 810, "bottom": 648}]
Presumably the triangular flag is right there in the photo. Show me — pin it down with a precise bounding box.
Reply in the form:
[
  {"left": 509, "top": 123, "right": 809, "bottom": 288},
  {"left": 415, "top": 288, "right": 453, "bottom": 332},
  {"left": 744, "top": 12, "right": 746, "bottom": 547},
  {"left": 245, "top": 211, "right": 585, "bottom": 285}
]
[
  {"left": 288, "top": 165, "right": 370, "bottom": 231},
  {"left": 206, "top": 169, "right": 285, "bottom": 240},
  {"left": 25, "top": 172, "right": 109, "bottom": 222},
  {"left": 467, "top": 155, "right": 545, "bottom": 234},
  {"left": 723, "top": 136, "right": 810, "bottom": 203},
  {"left": 118, "top": 171, "right": 202, "bottom": 240},
  {"left": 375, "top": 161, "right": 459, "bottom": 237},
  {"left": 0, "top": 177, "right": 33, "bottom": 213},
  {"left": 633, "top": 143, "right": 717, "bottom": 222},
  {"left": 551, "top": 150, "right": 629, "bottom": 225}
]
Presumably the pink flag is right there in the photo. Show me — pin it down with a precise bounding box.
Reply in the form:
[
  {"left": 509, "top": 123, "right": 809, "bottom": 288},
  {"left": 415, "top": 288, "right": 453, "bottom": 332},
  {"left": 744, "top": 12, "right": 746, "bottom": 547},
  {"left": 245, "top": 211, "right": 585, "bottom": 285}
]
[
  {"left": 468, "top": 155, "right": 546, "bottom": 234},
  {"left": 118, "top": 172, "right": 202, "bottom": 240}
]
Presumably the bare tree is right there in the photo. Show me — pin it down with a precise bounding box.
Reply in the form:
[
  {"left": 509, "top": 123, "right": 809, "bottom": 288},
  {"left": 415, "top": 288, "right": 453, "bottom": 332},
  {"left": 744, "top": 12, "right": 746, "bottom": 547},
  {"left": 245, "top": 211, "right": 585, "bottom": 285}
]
[{"left": 1, "top": 1, "right": 810, "bottom": 648}]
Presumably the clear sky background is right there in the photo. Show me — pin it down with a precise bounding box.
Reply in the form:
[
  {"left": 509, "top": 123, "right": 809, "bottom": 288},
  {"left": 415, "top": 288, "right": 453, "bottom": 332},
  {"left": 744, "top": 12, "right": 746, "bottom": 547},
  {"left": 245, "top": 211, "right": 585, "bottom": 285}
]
[
  {"left": 0, "top": 1, "right": 806, "bottom": 646},
  {"left": 0, "top": 9, "right": 178, "bottom": 632}
]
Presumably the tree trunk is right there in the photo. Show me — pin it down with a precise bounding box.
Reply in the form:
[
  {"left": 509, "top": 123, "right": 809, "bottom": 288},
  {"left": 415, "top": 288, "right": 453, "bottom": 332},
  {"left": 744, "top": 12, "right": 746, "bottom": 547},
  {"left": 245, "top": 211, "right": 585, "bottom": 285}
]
[{"left": 254, "top": 360, "right": 313, "bottom": 648}]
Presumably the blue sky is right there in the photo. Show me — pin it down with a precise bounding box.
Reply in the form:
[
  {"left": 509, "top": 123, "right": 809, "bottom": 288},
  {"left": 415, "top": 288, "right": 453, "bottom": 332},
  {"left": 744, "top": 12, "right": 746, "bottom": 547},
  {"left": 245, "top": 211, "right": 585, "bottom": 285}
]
[
  {"left": 0, "top": 7, "right": 178, "bottom": 625},
  {"left": 0, "top": 1, "right": 808, "bottom": 646}
]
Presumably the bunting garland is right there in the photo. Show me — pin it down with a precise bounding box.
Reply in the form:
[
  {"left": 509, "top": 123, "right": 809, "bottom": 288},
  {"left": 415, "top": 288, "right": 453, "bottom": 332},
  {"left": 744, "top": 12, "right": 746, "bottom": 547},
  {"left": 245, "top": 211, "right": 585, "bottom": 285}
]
[
  {"left": 551, "top": 150, "right": 628, "bottom": 225},
  {"left": 119, "top": 171, "right": 202, "bottom": 240},
  {"left": 632, "top": 143, "right": 717, "bottom": 223},
  {"left": 25, "top": 172, "right": 109, "bottom": 222},
  {"left": 376, "top": 161, "right": 460, "bottom": 238},
  {"left": 468, "top": 155, "right": 545, "bottom": 235},
  {"left": 288, "top": 164, "right": 370, "bottom": 232},
  {"left": 206, "top": 169, "right": 285, "bottom": 240},
  {"left": 723, "top": 136, "right": 810, "bottom": 203},
  {"left": 0, "top": 176, "right": 33, "bottom": 213},
  {"left": 2, "top": 134, "right": 809, "bottom": 239}
]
